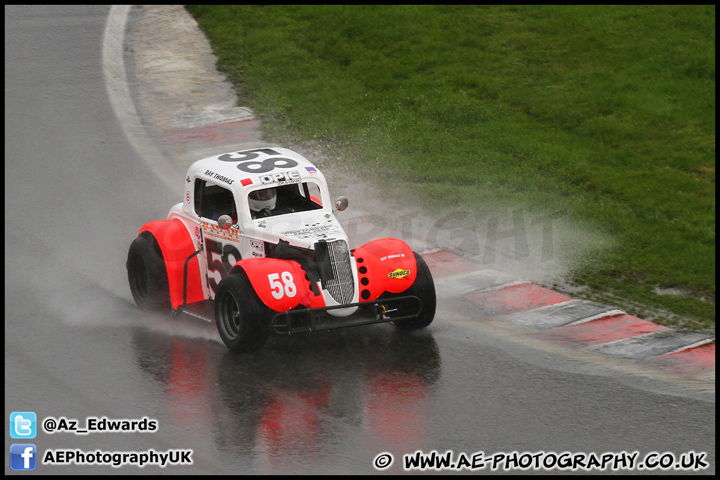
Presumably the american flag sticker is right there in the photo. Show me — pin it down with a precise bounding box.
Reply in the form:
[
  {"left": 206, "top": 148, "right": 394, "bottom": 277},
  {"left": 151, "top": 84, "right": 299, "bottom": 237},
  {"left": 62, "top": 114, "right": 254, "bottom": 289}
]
[
  {"left": 306, "top": 167, "right": 317, "bottom": 174},
  {"left": 241, "top": 178, "right": 253, "bottom": 186}
]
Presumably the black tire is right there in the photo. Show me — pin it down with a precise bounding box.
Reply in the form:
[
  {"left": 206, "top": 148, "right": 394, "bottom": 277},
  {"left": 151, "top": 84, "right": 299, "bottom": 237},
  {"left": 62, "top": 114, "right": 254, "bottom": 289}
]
[
  {"left": 127, "top": 232, "right": 171, "bottom": 312},
  {"left": 391, "top": 252, "right": 436, "bottom": 330},
  {"left": 214, "top": 271, "right": 271, "bottom": 352}
]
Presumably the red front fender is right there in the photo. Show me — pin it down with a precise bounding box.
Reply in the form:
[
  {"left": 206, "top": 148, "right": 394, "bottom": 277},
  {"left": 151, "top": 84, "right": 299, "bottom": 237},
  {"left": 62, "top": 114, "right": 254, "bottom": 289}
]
[
  {"left": 230, "top": 258, "right": 325, "bottom": 312},
  {"left": 352, "top": 238, "right": 418, "bottom": 302},
  {"left": 140, "top": 219, "right": 204, "bottom": 310}
]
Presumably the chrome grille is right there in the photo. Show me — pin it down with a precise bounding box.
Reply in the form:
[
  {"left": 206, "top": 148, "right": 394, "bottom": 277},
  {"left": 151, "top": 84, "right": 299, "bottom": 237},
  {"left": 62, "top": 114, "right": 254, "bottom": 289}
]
[{"left": 325, "top": 240, "right": 355, "bottom": 305}]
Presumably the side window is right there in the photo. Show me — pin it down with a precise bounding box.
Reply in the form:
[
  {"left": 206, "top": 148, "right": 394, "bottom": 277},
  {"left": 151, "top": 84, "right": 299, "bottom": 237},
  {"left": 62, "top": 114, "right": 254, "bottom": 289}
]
[
  {"left": 193, "top": 179, "right": 205, "bottom": 216},
  {"left": 193, "top": 179, "right": 237, "bottom": 222},
  {"left": 305, "top": 182, "right": 322, "bottom": 206}
]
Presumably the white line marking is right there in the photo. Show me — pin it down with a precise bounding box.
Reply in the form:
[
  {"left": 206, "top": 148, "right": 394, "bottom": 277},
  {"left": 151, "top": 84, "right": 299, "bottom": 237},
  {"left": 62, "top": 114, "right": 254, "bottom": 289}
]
[
  {"left": 564, "top": 310, "right": 626, "bottom": 327},
  {"left": 661, "top": 338, "right": 715, "bottom": 356},
  {"left": 102, "top": 5, "right": 183, "bottom": 193}
]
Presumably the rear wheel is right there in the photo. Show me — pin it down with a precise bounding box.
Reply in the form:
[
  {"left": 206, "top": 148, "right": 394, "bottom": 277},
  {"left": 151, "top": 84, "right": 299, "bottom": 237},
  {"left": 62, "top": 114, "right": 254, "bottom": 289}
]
[
  {"left": 391, "top": 252, "right": 436, "bottom": 330},
  {"left": 214, "top": 272, "right": 271, "bottom": 352},
  {"left": 127, "top": 232, "right": 170, "bottom": 312}
]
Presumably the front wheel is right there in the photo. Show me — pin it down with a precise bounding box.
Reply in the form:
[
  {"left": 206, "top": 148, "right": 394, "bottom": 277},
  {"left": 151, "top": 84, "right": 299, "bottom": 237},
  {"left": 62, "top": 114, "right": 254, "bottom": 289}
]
[
  {"left": 214, "top": 272, "right": 271, "bottom": 352},
  {"left": 391, "top": 252, "right": 436, "bottom": 330}
]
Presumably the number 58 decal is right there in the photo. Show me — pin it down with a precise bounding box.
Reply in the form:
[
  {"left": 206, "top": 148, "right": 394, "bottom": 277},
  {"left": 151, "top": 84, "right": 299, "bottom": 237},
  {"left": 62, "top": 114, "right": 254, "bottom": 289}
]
[{"left": 268, "top": 271, "right": 296, "bottom": 299}]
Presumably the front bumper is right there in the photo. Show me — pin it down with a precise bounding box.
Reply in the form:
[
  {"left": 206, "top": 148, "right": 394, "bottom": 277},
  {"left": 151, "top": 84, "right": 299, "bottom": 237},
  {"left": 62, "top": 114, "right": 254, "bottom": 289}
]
[{"left": 270, "top": 295, "right": 423, "bottom": 335}]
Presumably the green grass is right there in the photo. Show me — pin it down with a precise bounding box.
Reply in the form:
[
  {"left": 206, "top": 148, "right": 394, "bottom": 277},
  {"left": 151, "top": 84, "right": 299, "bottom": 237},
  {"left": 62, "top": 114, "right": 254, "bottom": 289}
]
[{"left": 185, "top": 5, "right": 715, "bottom": 332}]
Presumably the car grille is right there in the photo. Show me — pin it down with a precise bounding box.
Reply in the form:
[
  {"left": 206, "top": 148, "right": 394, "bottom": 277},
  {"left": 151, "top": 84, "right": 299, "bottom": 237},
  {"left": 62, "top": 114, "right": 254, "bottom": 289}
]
[{"left": 325, "top": 240, "right": 355, "bottom": 305}]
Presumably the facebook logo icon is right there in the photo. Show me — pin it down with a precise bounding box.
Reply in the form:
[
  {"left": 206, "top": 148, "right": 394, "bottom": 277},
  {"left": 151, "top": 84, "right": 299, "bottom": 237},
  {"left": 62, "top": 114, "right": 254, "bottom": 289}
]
[
  {"left": 10, "top": 412, "right": 37, "bottom": 439},
  {"left": 10, "top": 444, "right": 37, "bottom": 471}
]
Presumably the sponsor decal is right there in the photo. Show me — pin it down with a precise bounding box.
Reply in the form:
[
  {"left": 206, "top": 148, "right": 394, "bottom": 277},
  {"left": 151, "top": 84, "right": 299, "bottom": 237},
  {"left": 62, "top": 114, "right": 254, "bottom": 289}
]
[
  {"left": 241, "top": 178, "right": 253, "bottom": 186},
  {"left": 380, "top": 253, "right": 405, "bottom": 261},
  {"left": 249, "top": 239, "right": 265, "bottom": 258},
  {"left": 282, "top": 224, "right": 339, "bottom": 238},
  {"left": 388, "top": 268, "right": 411, "bottom": 279},
  {"left": 306, "top": 166, "right": 317, "bottom": 175},
  {"left": 202, "top": 221, "right": 240, "bottom": 241},
  {"left": 260, "top": 170, "right": 301, "bottom": 185}
]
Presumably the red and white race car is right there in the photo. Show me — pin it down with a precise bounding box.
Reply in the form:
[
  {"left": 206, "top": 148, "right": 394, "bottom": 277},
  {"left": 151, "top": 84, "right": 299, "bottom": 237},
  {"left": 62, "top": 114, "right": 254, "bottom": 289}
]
[{"left": 127, "top": 147, "right": 435, "bottom": 352}]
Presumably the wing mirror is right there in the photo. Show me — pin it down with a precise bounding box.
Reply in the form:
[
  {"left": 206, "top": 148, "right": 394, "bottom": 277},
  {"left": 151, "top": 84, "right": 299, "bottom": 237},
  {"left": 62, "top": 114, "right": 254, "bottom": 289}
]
[
  {"left": 335, "top": 196, "right": 349, "bottom": 212},
  {"left": 218, "top": 215, "right": 233, "bottom": 230}
]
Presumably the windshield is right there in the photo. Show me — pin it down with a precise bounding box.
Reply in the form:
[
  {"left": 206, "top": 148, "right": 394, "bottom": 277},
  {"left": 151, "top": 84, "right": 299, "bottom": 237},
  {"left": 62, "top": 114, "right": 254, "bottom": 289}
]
[{"left": 249, "top": 181, "right": 324, "bottom": 219}]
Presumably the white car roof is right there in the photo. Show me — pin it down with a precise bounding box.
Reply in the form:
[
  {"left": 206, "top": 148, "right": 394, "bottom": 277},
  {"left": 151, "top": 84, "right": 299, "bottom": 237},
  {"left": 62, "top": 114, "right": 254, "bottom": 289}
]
[{"left": 187, "top": 147, "right": 326, "bottom": 193}]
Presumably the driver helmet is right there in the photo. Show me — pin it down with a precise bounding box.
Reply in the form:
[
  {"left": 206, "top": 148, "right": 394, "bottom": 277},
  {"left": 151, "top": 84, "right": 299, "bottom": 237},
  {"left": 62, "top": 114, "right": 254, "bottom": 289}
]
[{"left": 248, "top": 187, "right": 277, "bottom": 212}]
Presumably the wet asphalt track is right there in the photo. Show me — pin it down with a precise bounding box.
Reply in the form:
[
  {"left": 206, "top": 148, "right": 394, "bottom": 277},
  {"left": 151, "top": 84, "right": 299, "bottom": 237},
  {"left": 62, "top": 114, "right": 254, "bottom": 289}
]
[{"left": 4, "top": 5, "right": 715, "bottom": 474}]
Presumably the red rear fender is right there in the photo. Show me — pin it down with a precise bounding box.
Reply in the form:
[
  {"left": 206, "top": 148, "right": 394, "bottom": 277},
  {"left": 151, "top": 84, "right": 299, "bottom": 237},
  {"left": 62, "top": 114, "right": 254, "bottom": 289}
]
[{"left": 140, "top": 219, "right": 204, "bottom": 310}]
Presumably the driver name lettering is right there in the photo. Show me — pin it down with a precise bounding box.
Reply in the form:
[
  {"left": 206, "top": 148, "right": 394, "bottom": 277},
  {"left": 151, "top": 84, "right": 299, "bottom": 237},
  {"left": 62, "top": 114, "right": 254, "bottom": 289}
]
[
  {"left": 380, "top": 253, "right": 405, "bottom": 261},
  {"left": 204, "top": 170, "right": 235, "bottom": 185}
]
